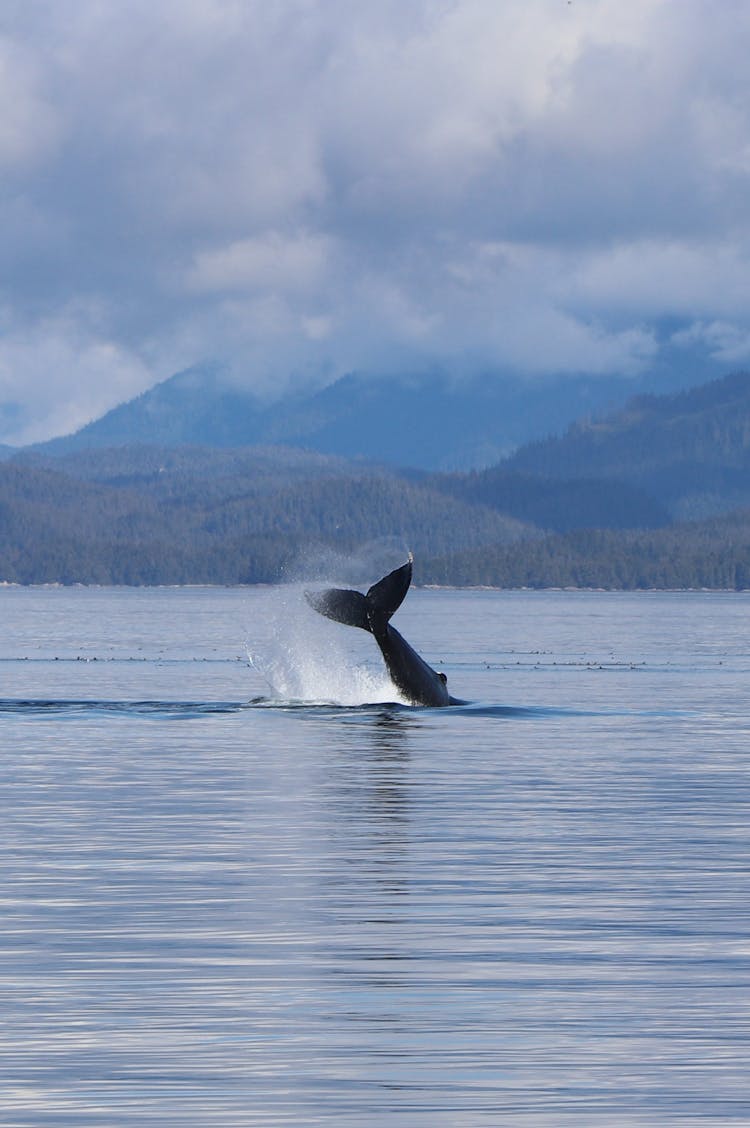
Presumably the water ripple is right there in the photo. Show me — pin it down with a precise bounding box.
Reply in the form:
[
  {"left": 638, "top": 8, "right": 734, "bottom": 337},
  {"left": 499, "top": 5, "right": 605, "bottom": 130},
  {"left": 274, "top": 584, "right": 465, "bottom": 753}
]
[{"left": 1, "top": 586, "right": 750, "bottom": 1124}]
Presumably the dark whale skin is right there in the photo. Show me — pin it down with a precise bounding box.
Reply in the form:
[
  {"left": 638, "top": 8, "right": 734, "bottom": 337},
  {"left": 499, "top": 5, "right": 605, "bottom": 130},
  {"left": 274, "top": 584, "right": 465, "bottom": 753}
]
[{"left": 306, "top": 557, "right": 460, "bottom": 707}]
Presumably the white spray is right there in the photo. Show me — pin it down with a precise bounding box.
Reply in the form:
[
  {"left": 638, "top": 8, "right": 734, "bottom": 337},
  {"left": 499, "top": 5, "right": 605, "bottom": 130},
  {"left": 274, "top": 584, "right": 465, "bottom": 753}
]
[{"left": 246, "top": 580, "right": 407, "bottom": 706}]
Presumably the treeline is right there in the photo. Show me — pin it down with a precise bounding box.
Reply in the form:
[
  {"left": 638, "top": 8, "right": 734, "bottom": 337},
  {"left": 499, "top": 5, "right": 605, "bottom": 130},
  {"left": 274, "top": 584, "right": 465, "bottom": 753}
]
[
  {"left": 505, "top": 371, "right": 750, "bottom": 518},
  {"left": 3, "top": 441, "right": 750, "bottom": 589},
  {"left": 0, "top": 452, "right": 529, "bottom": 585},
  {"left": 424, "top": 468, "right": 670, "bottom": 532},
  {"left": 421, "top": 511, "right": 750, "bottom": 590}
]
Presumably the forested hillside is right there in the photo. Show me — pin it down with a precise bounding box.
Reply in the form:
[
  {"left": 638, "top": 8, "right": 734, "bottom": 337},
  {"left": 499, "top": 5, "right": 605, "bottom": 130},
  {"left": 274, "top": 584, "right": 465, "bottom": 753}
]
[
  {"left": 425, "top": 468, "right": 669, "bottom": 532},
  {"left": 4, "top": 372, "right": 750, "bottom": 589},
  {"left": 505, "top": 371, "right": 750, "bottom": 519},
  {"left": 421, "top": 509, "right": 750, "bottom": 590},
  {"left": 0, "top": 448, "right": 531, "bottom": 585}
]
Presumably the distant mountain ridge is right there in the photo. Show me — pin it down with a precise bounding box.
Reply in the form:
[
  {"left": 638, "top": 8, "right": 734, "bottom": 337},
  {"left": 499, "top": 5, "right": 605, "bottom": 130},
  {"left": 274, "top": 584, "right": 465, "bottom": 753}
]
[
  {"left": 424, "top": 468, "right": 670, "bottom": 532},
  {"left": 1, "top": 442, "right": 533, "bottom": 584},
  {"left": 502, "top": 370, "right": 750, "bottom": 520},
  {"left": 22, "top": 367, "right": 750, "bottom": 535},
  {"left": 4, "top": 368, "right": 750, "bottom": 586},
  {"left": 36, "top": 366, "right": 268, "bottom": 451},
  {"left": 2, "top": 437, "right": 749, "bottom": 587},
  {"left": 33, "top": 364, "right": 670, "bottom": 471}
]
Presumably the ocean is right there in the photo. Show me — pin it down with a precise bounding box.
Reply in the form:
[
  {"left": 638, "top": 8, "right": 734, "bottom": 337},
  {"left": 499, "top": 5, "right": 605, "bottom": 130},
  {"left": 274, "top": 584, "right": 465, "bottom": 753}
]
[{"left": 1, "top": 584, "right": 749, "bottom": 1124}]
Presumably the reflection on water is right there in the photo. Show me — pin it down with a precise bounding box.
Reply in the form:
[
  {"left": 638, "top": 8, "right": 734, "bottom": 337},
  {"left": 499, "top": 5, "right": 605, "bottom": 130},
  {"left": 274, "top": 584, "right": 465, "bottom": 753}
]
[{"left": 1, "top": 586, "right": 750, "bottom": 1124}]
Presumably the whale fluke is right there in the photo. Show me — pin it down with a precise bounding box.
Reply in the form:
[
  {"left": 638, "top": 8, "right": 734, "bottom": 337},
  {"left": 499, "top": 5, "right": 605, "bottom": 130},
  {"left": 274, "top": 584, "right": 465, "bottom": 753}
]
[
  {"left": 306, "top": 557, "right": 412, "bottom": 634},
  {"left": 305, "top": 555, "right": 459, "bottom": 707},
  {"left": 305, "top": 586, "right": 370, "bottom": 630}
]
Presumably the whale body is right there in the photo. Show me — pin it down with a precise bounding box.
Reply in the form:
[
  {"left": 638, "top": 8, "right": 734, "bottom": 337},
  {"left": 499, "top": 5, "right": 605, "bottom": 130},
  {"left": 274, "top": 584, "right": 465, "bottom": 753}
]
[{"left": 306, "top": 557, "right": 460, "bottom": 707}]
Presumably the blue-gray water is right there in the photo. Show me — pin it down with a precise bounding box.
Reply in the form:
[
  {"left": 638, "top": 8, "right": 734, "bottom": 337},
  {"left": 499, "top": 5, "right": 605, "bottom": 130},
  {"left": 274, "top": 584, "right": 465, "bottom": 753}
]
[{"left": 1, "top": 585, "right": 749, "bottom": 1125}]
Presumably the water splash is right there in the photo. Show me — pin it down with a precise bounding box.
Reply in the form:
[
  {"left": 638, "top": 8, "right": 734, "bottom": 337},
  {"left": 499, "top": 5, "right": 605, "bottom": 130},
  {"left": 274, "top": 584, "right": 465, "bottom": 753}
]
[
  {"left": 246, "top": 583, "right": 405, "bottom": 706},
  {"left": 282, "top": 538, "right": 410, "bottom": 586}
]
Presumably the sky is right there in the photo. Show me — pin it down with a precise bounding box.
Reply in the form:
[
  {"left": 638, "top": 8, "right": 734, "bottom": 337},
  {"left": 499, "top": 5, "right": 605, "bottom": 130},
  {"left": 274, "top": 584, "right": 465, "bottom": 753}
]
[{"left": 1, "top": 0, "right": 750, "bottom": 444}]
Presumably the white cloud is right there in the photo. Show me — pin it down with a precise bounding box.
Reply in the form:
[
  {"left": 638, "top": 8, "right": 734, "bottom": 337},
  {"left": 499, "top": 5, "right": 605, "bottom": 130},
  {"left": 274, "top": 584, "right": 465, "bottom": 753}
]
[
  {"left": 673, "top": 320, "right": 750, "bottom": 364},
  {"left": 0, "top": 35, "right": 60, "bottom": 171},
  {"left": 0, "top": 311, "right": 153, "bottom": 444},
  {"left": 563, "top": 241, "right": 750, "bottom": 320},
  {"left": 187, "top": 232, "right": 333, "bottom": 294},
  {"left": 1, "top": 0, "right": 750, "bottom": 442}
]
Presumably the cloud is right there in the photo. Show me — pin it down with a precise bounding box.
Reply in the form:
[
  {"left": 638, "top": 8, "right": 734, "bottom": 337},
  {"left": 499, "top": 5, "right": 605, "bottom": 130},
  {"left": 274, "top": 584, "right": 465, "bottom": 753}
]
[
  {"left": 187, "top": 232, "right": 333, "bottom": 294},
  {"left": 0, "top": 34, "right": 61, "bottom": 171},
  {"left": 1, "top": 0, "right": 750, "bottom": 441},
  {"left": 563, "top": 240, "right": 750, "bottom": 320},
  {"left": 673, "top": 320, "right": 750, "bottom": 364},
  {"left": 0, "top": 308, "right": 153, "bottom": 445}
]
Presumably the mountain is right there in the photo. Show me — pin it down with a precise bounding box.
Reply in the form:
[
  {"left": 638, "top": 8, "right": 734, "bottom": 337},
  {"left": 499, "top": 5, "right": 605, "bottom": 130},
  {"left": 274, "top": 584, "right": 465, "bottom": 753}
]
[
  {"left": 33, "top": 365, "right": 663, "bottom": 470},
  {"left": 19, "top": 442, "right": 371, "bottom": 492},
  {"left": 35, "top": 366, "right": 269, "bottom": 452},
  {"left": 421, "top": 508, "right": 750, "bottom": 591},
  {"left": 423, "top": 468, "right": 670, "bottom": 532},
  {"left": 6, "top": 360, "right": 750, "bottom": 586},
  {"left": 501, "top": 371, "right": 750, "bottom": 520},
  {"left": 252, "top": 370, "right": 641, "bottom": 470},
  {"left": 1, "top": 445, "right": 534, "bottom": 585},
  {"left": 4, "top": 439, "right": 748, "bottom": 587},
  {"left": 6, "top": 369, "right": 750, "bottom": 588}
]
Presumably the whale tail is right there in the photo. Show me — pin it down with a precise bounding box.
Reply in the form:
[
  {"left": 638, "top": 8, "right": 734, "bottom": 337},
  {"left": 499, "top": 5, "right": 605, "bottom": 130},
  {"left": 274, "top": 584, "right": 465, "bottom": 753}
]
[{"left": 305, "top": 556, "right": 412, "bottom": 633}]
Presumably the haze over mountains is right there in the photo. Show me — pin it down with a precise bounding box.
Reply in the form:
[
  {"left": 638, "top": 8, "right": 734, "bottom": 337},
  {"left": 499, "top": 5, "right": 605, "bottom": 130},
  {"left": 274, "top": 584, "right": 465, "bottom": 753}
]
[
  {"left": 2, "top": 369, "right": 750, "bottom": 587},
  {"left": 445, "top": 371, "right": 750, "bottom": 522},
  {"left": 27, "top": 361, "right": 750, "bottom": 523},
  {"left": 31, "top": 363, "right": 700, "bottom": 472}
]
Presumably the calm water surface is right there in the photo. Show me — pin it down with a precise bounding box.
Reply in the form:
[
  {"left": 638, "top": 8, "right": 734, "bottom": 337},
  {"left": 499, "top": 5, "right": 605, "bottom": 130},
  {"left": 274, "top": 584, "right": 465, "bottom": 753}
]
[{"left": 1, "top": 585, "right": 749, "bottom": 1125}]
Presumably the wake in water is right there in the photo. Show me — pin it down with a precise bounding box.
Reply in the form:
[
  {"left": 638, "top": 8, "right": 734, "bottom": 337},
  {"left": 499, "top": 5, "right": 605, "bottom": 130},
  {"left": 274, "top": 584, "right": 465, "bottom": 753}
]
[
  {"left": 0, "top": 696, "right": 669, "bottom": 721},
  {"left": 245, "top": 583, "right": 408, "bottom": 707}
]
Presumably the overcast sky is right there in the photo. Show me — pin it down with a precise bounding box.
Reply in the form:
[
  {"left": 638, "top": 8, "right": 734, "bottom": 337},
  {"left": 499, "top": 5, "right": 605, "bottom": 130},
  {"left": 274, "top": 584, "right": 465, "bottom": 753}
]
[{"left": 1, "top": 0, "right": 749, "bottom": 443}]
